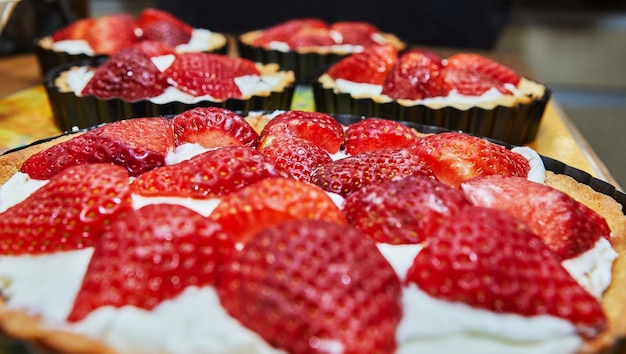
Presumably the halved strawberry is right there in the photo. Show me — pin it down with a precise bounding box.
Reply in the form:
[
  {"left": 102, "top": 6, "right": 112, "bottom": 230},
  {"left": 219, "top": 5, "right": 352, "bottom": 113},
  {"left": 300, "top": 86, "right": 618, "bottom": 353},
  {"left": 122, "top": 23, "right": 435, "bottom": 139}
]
[
  {"left": 218, "top": 219, "right": 402, "bottom": 353},
  {"left": 326, "top": 43, "right": 398, "bottom": 85},
  {"left": 382, "top": 49, "right": 450, "bottom": 100},
  {"left": 330, "top": 21, "right": 378, "bottom": 46},
  {"left": 209, "top": 177, "right": 347, "bottom": 243},
  {"left": 141, "top": 20, "right": 192, "bottom": 47},
  {"left": 81, "top": 47, "right": 169, "bottom": 101},
  {"left": 288, "top": 26, "right": 336, "bottom": 48},
  {"left": 344, "top": 175, "right": 470, "bottom": 244},
  {"left": 51, "top": 18, "right": 96, "bottom": 41},
  {"left": 343, "top": 118, "right": 419, "bottom": 155},
  {"left": 443, "top": 53, "right": 521, "bottom": 96},
  {"left": 131, "top": 40, "right": 176, "bottom": 57},
  {"left": 172, "top": 107, "right": 259, "bottom": 148},
  {"left": 461, "top": 175, "right": 611, "bottom": 260},
  {"left": 252, "top": 18, "right": 329, "bottom": 47},
  {"left": 0, "top": 164, "right": 132, "bottom": 255},
  {"left": 407, "top": 206, "right": 607, "bottom": 337},
  {"left": 258, "top": 110, "right": 344, "bottom": 154},
  {"left": 137, "top": 7, "right": 193, "bottom": 36},
  {"left": 131, "top": 146, "right": 285, "bottom": 199},
  {"left": 412, "top": 132, "right": 530, "bottom": 188},
  {"left": 310, "top": 147, "right": 436, "bottom": 197},
  {"left": 68, "top": 204, "right": 234, "bottom": 322},
  {"left": 85, "top": 13, "right": 139, "bottom": 55},
  {"left": 259, "top": 138, "right": 332, "bottom": 183},
  {"left": 20, "top": 117, "right": 174, "bottom": 179}
]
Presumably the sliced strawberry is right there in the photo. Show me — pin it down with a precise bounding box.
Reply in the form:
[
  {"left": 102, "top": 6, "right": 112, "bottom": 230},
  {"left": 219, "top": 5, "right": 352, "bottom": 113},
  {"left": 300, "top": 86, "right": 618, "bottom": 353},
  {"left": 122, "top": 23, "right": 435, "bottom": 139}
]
[
  {"left": 137, "top": 7, "right": 193, "bottom": 36},
  {"left": 131, "top": 40, "right": 176, "bottom": 57},
  {"left": 344, "top": 118, "right": 419, "bottom": 155},
  {"left": 141, "top": 20, "right": 192, "bottom": 47},
  {"left": 252, "top": 18, "right": 329, "bottom": 47},
  {"left": 68, "top": 204, "right": 234, "bottom": 322},
  {"left": 259, "top": 138, "right": 332, "bottom": 182},
  {"left": 51, "top": 18, "right": 96, "bottom": 41},
  {"left": 81, "top": 47, "right": 169, "bottom": 101},
  {"left": 310, "top": 148, "right": 436, "bottom": 197},
  {"left": 407, "top": 206, "right": 607, "bottom": 337},
  {"left": 210, "top": 177, "right": 347, "bottom": 243},
  {"left": 412, "top": 132, "right": 530, "bottom": 188},
  {"left": 172, "top": 107, "right": 259, "bottom": 148},
  {"left": 131, "top": 146, "right": 285, "bottom": 199},
  {"left": 461, "top": 175, "right": 611, "bottom": 260},
  {"left": 0, "top": 164, "right": 132, "bottom": 255},
  {"left": 20, "top": 117, "right": 174, "bottom": 179},
  {"left": 382, "top": 49, "right": 450, "bottom": 100},
  {"left": 226, "top": 56, "right": 261, "bottom": 76},
  {"left": 330, "top": 21, "right": 378, "bottom": 46},
  {"left": 258, "top": 110, "right": 344, "bottom": 154},
  {"left": 344, "top": 175, "right": 470, "bottom": 244},
  {"left": 164, "top": 53, "right": 243, "bottom": 100},
  {"left": 218, "top": 219, "right": 402, "bottom": 353},
  {"left": 85, "top": 13, "right": 139, "bottom": 55},
  {"left": 326, "top": 43, "right": 398, "bottom": 85},
  {"left": 443, "top": 53, "right": 521, "bottom": 96},
  {"left": 288, "top": 26, "right": 336, "bottom": 49}
]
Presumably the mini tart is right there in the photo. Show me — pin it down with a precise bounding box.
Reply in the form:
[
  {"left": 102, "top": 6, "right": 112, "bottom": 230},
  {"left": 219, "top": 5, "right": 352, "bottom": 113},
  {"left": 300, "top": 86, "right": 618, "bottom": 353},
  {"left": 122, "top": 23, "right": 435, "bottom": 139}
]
[
  {"left": 43, "top": 58, "right": 295, "bottom": 132},
  {"left": 238, "top": 30, "right": 405, "bottom": 84},
  {"left": 313, "top": 74, "right": 550, "bottom": 145}
]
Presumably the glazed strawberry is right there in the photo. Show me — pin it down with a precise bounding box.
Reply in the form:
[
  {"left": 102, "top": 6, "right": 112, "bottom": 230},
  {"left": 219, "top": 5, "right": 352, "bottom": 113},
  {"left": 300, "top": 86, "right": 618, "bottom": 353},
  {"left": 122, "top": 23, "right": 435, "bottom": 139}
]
[
  {"left": 210, "top": 177, "right": 347, "bottom": 243},
  {"left": 288, "top": 26, "right": 336, "bottom": 48},
  {"left": 164, "top": 53, "right": 245, "bottom": 100},
  {"left": 141, "top": 20, "right": 192, "bottom": 47},
  {"left": 310, "top": 148, "right": 435, "bottom": 197},
  {"left": 131, "top": 146, "right": 285, "bottom": 199},
  {"left": 172, "top": 107, "right": 259, "bottom": 148},
  {"left": 0, "top": 164, "right": 132, "bottom": 255},
  {"left": 344, "top": 175, "right": 470, "bottom": 244},
  {"left": 382, "top": 49, "right": 450, "bottom": 100},
  {"left": 21, "top": 117, "right": 174, "bottom": 179},
  {"left": 330, "top": 21, "right": 378, "bottom": 46},
  {"left": 131, "top": 40, "right": 175, "bottom": 57},
  {"left": 252, "top": 18, "right": 329, "bottom": 47},
  {"left": 443, "top": 53, "right": 521, "bottom": 96},
  {"left": 407, "top": 206, "right": 607, "bottom": 337},
  {"left": 259, "top": 138, "right": 332, "bottom": 182},
  {"left": 85, "top": 13, "right": 138, "bottom": 55},
  {"left": 137, "top": 7, "right": 193, "bottom": 36},
  {"left": 412, "top": 132, "right": 530, "bottom": 188},
  {"left": 218, "top": 219, "right": 402, "bottom": 353},
  {"left": 344, "top": 118, "right": 419, "bottom": 155},
  {"left": 81, "top": 47, "right": 169, "bottom": 101},
  {"left": 326, "top": 43, "right": 398, "bottom": 85},
  {"left": 259, "top": 110, "right": 344, "bottom": 153},
  {"left": 68, "top": 204, "right": 234, "bottom": 322},
  {"left": 461, "top": 175, "right": 611, "bottom": 260},
  {"left": 51, "top": 18, "right": 96, "bottom": 41}
]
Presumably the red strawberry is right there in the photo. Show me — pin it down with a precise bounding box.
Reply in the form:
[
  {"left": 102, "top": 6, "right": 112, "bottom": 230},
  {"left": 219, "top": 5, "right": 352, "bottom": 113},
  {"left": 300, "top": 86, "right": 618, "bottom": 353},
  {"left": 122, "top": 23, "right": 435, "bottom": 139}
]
[
  {"left": 210, "top": 177, "right": 347, "bottom": 243},
  {"left": 131, "top": 40, "right": 176, "bottom": 57},
  {"left": 259, "top": 110, "right": 344, "bottom": 154},
  {"left": 443, "top": 53, "right": 521, "bottom": 96},
  {"left": 20, "top": 117, "right": 174, "bottom": 179},
  {"left": 288, "top": 26, "right": 336, "bottom": 48},
  {"left": 164, "top": 53, "right": 244, "bottom": 100},
  {"left": 226, "top": 56, "right": 261, "bottom": 76},
  {"left": 406, "top": 206, "right": 607, "bottom": 337},
  {"left": 382, "top": 49, "right": 450, "bottom": 100},
  {"left": 81, "top": 47, "right": 169, "bottom": 101},
  {"left": 412, "top": 132, "right": 530, "bottom": 188},
  {"left": 461, "top": 175, "right": 611, "bottom": 260},
  {"left": 218, "top": 219, "right": 402, "bottom": 353},
  {"left": 51, "top": 18, "right": 96, "bottom": 41},
  {"left": 68, "top": 204, "right": 234, "bottom": 322},
  {"left": 85, "top": 13, "right": 139, "bottom": 55},
  {"left": 326, "top": 43, "right": 398, "bottom": 85},
  {"left": 259, "top": 138, "right": 332, "bottom": 182},
  {"left": 344, "top": 118, "right": 419, "bottom": 155},
  {"left": 137, "top": 7, "right": 193, "bottom": 36},
  {"left": 344, "top": 175, "right": 470, "bottom": 244},
  {"left": 141, "top": 20, "right": 192, "bottom": 47},
  {"left": 310, "top": 148, "right": 436, "bottom": 197},
  {"left": 0, "top": 164, "right": 132, "bottom": 255},
  {"left": 330, "top": 21, "right": 378, "bottom": 46},
  {"left": 172, "top": 107, "right": 259, "bottom": 148},
  {"left": 131, "top": 146, "right": 285, "bottom": 199},
  {"left": 252, "top": 18, "right": 329, "bottom": 47}
]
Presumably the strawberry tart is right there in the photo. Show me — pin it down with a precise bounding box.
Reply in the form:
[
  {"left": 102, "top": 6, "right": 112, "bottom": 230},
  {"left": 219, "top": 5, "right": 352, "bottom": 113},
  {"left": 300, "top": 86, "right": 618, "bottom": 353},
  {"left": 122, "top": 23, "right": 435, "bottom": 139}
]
[
  {"left": 0, "top": 108, "right": 625, "bottom": 354},
  {"left": 43, "top": 50, "right": 295, "bottom": 131},
  {"left": 35, "top": 8, "right": 229, "bottom": 75},
  {"left": 314, "top": 45, "right": 551, "bottom": 145},
  {"left": 238, "top": 18, "right": 406, "bottom": 83}
]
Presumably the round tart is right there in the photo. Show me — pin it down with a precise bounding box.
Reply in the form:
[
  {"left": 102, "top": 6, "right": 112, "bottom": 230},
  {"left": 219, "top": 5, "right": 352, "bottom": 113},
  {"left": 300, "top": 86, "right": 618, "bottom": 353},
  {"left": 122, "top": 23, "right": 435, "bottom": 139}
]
[{"left": 0, "top": 109, "right": 624, "bottom": 354}]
